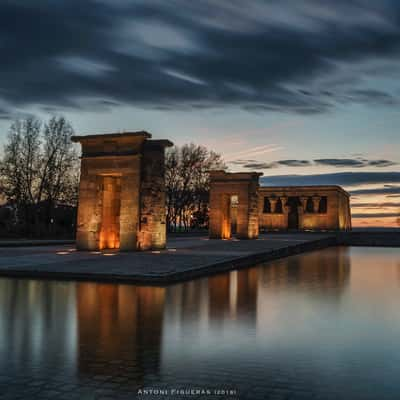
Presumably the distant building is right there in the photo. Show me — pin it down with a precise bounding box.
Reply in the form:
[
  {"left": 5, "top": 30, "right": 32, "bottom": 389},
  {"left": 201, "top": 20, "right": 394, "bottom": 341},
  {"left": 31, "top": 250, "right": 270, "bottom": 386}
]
[
  {"left": 209, "top": 171, "right": 351, "bottom": 239},
  {"left": 258, "top": 186, "right": 351, "bottom": 232}
]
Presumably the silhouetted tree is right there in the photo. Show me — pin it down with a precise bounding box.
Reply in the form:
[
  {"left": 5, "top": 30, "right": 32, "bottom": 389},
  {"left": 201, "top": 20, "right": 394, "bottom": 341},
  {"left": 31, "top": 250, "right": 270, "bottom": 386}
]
[
  {"left": 0, "top": 116, "right": 79, "bottom": 237},
  {"left": 165, "top": 143, "right": 225, "bottom": 231}
]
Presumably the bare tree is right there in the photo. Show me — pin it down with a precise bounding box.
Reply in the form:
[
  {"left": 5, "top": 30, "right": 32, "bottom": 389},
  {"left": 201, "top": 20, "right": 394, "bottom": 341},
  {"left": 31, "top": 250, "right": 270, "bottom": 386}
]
[
  {"left": 0, "top": 116, "right": 79, "bottom": 237},
  {"left": 38, "top": 116, "right": 79, "bottom": 232},
  {"left": 0, "top": 117, "right": 41, "bottom": 205},
  {"left": 165, "top": 143, "right": 226, "bottom": 232}
]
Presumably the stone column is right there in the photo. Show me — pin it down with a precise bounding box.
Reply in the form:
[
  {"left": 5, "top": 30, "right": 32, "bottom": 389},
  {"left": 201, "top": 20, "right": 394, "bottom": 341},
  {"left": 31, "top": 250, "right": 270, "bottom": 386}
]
[
  {"left": 236, "top": 190, "right": 250, "bottom": 239},
  {"left": 209, "top": 183, "right": 223, "bottom": 239},
  {"left": 297, "top": 204, "right": 304, "bottom": 230},
  {"left": 76, "top": 164, "right": 103, "bottom": 250},
  {"left": 269, "top": 198, "right": 278, "bottom": 213},
  {"left": 300, "top": 196, "right": 308, "bottom": 213},
  {"left": 247, "top": 179, "right": 260, "bottom": 238},
  {"left": 312, "top": 196, "right": 321, "bottom": 213},
  {"left": 139, "top": 142, "right": 169, "bottom": 250},
  {"left": 281, "top": 196, "right": 289, "bottom": 229},
  {"left": 119, "top": 168, "right": 141, "bottom": 251}
]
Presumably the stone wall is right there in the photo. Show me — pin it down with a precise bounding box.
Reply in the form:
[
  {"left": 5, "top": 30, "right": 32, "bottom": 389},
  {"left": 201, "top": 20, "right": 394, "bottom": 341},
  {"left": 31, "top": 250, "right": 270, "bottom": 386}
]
[{"left": 138, "top": 141, "right": 169, "bottom": 250}]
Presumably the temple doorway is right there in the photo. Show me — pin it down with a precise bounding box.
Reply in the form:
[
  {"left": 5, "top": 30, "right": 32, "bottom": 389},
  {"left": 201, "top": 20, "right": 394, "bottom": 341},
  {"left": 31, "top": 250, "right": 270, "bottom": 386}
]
[
  {"left": 99, "top": 176, "right": 121, "bottom": 249},
  {"left": 287, "top": 196, "right": 301, "bottom": 230},
  {"left": 220, "top": 194, "right": 238, "bottom": 239},
  {"left": 230, "top": 195, "right": 238, "bottom": 235}
]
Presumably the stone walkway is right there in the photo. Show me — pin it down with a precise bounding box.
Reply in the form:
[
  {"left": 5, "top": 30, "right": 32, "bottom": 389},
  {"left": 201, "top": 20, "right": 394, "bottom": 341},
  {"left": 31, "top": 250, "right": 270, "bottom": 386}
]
[{"left": 0, "top": 233, "right": 336, "bottom": 283}]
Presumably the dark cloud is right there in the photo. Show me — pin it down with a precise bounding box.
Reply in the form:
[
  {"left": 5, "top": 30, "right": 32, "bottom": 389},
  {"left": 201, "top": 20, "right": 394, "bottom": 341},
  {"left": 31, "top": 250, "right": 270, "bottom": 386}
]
[
  {"left": 229, "top": 159, "right": 258, "bottom": 165},
  {"left": 352, "top": 213, "right": 399, "bottom": 218},
  {"left": 350, "top": 186, "right": 400, "bottom": 195},
  {"left": 230, "top": 159, "right": 311, "bottom": 169},
  {"left": 242, "top": 162, "right": 277, "bottom": 169},
  {"left": 314, "top": 158, "right": 366, "bottom": 167},
  {"left": 314, "top": 158, "right": 397, "bottom": 168},
  {"left": 238, "top": 157, "right": 397, "bottom": 170},
  {"left": 277, "top": 160, "right": 311, "bottom": 167},
  {"left": 351, "top": 202, "right": 400, "bottom": 208},
  {"left": 344, "top": 89, "right": 398, "bottom": 106},
  {"left": 261, "top": 172, "right": 400, "bottom": 187},
  {"left": 368, "top": 160, "right": 398, "bottom": 167},
  {"left": 1, "top": 1, "right": 400, "bottom": 116}
]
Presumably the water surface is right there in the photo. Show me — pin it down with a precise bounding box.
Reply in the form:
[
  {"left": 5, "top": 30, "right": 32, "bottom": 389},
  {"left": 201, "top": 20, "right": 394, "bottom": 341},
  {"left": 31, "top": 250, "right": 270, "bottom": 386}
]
[{"left": 1, "top": 246, "right": 399, "bottom": 399}]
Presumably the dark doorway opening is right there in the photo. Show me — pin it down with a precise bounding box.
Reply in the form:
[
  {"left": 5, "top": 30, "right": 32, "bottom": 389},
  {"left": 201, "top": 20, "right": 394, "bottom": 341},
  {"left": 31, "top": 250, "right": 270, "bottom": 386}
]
[
  {"left": 230, "top": 195, "right": 238, "bottom": 235},
  {"left": 287, "top": 197, "right": 301, "bottom": 230}
]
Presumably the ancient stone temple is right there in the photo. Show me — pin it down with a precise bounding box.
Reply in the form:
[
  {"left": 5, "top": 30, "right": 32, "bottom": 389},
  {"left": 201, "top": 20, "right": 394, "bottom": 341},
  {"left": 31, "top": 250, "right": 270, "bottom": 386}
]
[
  {"left": 209, "top": 172, "right": 351, "bottom": 238},
  {"left": 72, "top": 131, "right": 172, "bottom": 251},
  {"left": 209, "top": 171, "right": 262, "bottom": 239},
  {"left": 259, "top": 186, "right": 351, "bottom": 231}
]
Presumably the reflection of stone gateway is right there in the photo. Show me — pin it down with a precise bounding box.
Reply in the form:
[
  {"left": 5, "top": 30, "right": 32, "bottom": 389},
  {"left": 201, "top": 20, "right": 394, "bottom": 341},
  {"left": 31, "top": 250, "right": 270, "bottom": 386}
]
[
  {"left": 72, "top": 131, "right": 173, "bottom": 251},
  {"left": 209, "top": 172, "right": 351, "bottom": 238}
]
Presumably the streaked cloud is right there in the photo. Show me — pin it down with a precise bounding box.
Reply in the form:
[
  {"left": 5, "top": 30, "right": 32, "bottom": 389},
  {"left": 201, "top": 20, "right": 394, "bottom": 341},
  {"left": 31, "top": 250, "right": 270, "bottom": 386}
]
[
  {"left": 314, "top": 158, "right": 397, "bottom": 168},
  {"left": 261, "top": 172, "right": 400, "bottom": 187},
  {"left": 352, "top": 213, "right": 399, "bottom": 218},
  {"left": 350, "top": 186, "right": 400, "bottom": 195},
  {"left": 351, "top": 202, "right": 400, "bottom": 208},
  {"left": 236, "top": 158, "right": 397, "bottom": 170},
  {"left": 2, "top": 1, "right": 400, "bottom": 117},
  {"left": 225, "top": 145, "right": 283, "bottom": 161}
]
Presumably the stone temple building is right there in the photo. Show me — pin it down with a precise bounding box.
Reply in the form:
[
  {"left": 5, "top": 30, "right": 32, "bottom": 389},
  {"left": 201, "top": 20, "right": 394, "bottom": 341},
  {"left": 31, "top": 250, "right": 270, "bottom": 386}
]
[
  {"left": 72, "top": 131, "right": 351, "bottom": 251},
  {"left": 209, "top": 171, "right": 351, "bottom": 239},
  {"left": 258, "top": 186, "right": 352, "bottom": 232},
  {"left": 72, "top": 131, "right": 172, "bottom": 251}
]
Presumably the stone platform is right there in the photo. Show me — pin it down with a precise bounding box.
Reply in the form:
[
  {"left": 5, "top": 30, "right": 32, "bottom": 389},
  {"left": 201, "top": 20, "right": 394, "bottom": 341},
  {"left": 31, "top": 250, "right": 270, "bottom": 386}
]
[{"left": 0, "top": 233, "right": 337, "bottom": 284}]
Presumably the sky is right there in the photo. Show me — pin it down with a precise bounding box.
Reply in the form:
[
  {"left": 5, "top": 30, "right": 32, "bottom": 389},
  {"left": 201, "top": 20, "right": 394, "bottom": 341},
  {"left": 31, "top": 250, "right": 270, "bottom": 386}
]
[{"left": 0, "top": 0, "right": 400, "bottom": 227}]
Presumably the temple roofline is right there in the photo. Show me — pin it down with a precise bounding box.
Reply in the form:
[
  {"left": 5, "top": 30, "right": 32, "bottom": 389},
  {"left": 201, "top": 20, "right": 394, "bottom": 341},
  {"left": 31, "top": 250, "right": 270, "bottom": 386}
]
[
  {"left": 259, "top": 185, "right": 350, "bottom": 197},
  {"left": 71, "top": 131, "right": 152, "bottom": 142}
]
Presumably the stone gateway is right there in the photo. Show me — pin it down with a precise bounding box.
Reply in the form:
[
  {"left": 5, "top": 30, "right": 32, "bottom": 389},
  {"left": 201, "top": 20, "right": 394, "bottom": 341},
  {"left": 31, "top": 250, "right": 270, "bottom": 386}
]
[{"left": 72, "top": 131, "right": 172, "bottom": 251}]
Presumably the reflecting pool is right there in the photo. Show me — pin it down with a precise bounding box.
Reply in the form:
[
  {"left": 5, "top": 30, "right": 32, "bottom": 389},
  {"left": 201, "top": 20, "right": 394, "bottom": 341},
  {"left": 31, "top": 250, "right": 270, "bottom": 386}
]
[{"left": 1, "top": 246, "right": 400, "bottom": 399}]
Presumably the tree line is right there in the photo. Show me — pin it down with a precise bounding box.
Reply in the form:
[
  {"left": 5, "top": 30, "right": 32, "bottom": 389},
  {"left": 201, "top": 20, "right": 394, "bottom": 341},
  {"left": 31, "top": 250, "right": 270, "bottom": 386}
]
[
  {"left": 0, "top": 116, "right": 79, "bottom": 237},
  {"left": 165, "top": 143, "right": 225, "bottom": 232},
  {"left": 0, "top": 116, "right": 226, "bottom": 238}
]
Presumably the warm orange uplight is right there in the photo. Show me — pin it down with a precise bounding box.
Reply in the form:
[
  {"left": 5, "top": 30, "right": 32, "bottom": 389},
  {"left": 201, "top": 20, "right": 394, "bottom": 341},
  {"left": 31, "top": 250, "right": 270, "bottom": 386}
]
[
  {"left": 56, "top": 251, "right": 69, "bottom": 255},
  {"left": 98, "top": 176, "right": 121, "bottom": 250},
  {"left": 103, "top": 253, "right": 116, "bottom": 256}
]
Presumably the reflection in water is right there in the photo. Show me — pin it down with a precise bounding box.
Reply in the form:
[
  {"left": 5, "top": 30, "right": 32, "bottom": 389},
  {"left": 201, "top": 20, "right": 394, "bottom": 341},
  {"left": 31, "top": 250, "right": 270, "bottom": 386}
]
[
  {"left": 260, "top": 245, "right": 350, "bottom": 296},
  {"left": 1, "top": 247, "right": 400, "bottom": 400},
  {"left": 77, "top": 284, "right": 165, "bottom": 387},
  {"left": 0, "top": 280, "right": 76, "bottom": 375}
]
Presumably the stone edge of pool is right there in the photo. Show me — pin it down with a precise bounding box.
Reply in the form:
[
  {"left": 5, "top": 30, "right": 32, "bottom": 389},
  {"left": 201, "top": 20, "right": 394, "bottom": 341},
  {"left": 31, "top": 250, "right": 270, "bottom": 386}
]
[{"left": 0, "top": 232, "right": 398, "bottom": 285}]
